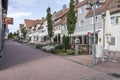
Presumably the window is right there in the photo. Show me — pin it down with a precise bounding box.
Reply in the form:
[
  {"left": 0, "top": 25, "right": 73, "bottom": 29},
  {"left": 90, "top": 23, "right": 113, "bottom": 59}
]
[
  {"left": 62, "top": 26, "right": 66, "bottom": 30},
  {"left": 59, "top": 26, "right": 61, "bottom": 30},
  {"left": 84, "top": 36, "right": 87, "bottom": 44},
  {"left": 79, "top": 7, "right": 85, "bottom": 14},
  {"left": 99, "top": 0, "right": 105, "bottom": 3},
  {"left": 81, "top": 7, "right": 84, "bottom": 13},
  {"left": 111, "top": 17, "right": 115, "bottom": 24},
  {"left": 64, "top": 26, "right": 67, "bottom": 30},
  {"left": 111, "top": 16, "right": 119, "bottom": 24},
  {"left": 90, "top": 17, "right": 93, "bottom": 24},
  {"left": 81, "top": 20, "right": 84, "bottom": 26},
  {"left": 109, "top": 37, "right": 115, "bottom": 45}
]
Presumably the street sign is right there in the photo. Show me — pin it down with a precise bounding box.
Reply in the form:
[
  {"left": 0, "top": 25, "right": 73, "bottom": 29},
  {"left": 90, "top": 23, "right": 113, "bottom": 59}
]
[
  {"left": 4, "top": 17, "right": 13, "bottom": 24},
  {"left": 87, "top": 32, "right": 91, "bottom": 36}
]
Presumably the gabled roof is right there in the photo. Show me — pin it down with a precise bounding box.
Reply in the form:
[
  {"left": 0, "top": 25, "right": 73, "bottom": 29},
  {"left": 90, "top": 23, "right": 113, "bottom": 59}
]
[
  {"left": 52, "top": 8, "right": 69, "bottom": 21},
  {"left": 52, "top": 2, "right": 79, "bottom": 27},
  {"left": 52, "top": 9, "right": 68, "bottom": 26},
  {"left": 24, "top": 19, "right": 36, "bottom": 28},
  {"left": 76, "top": 0, "right": 88, "bottom": 8},
  {"left": 53, "top": 15, "right": 67, "bottom": 26},
  {"left": 86, "top": 0, "right": 120, "bottom": 17},
  {"left": 33, "top": 18, "right": 46, "bottom": 26},
  {"left": 86, "top": 0, "right": 112, "bottom": 17},
  {"left": 108, "top": 0, "right": 120, "bottom": 14}
]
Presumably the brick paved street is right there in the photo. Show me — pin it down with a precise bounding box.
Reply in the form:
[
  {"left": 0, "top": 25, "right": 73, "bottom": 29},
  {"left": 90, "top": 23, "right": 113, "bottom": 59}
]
[{"left": 0, "top": 40, "right": 119, "bottom": 80}]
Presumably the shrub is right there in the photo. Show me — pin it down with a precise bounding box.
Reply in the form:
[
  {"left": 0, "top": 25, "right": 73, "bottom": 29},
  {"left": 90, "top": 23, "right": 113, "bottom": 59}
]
[
  {"left": 42, "top": 45, "right": 54, "bottom": 52},
  {"left": 54, "top": 44, "right": 64, "bottom": 50},
  {"left": 49, "top": 49, "right": 61, "bottom": 54},
  {"left": 62, "top": 35, "right": 70, "bottom": 51},
  {"left": 36, "top": 44, "right": 43, "bottom": 49},
  {"left": 67, "top": 49, "right": 74, "bottom": 55},
  {"left": 79, "top": 47, "right": 87, "bottom": 55}
]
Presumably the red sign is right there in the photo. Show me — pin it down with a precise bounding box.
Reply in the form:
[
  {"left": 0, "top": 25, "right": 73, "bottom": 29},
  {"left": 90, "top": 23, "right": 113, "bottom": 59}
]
[
  {"left": 87, "top": 32, "right": 91, "bottom": 36},
  {"left": 4, "top": 17, "right": 13, "bottom": 24}
]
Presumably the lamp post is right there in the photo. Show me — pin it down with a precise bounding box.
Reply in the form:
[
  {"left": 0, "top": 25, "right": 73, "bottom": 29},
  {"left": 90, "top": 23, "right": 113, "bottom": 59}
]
[
  {"left": 87, "top": 0, "right": 104, "bottom": 65},
  {"left": 93, "top": 0, "right": 97, "bottom": 65},
  {"left": 87, "top": 0, "right": 97, "bottom": 65}
]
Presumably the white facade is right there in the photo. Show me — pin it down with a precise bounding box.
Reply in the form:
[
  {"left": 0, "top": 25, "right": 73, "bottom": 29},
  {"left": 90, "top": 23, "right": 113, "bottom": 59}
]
[
  {"left": 28, "top": 21, "right": 48, "bottom": 43},
  {"left": 103, "top": 13, "right": 120, "bottom": 51}
]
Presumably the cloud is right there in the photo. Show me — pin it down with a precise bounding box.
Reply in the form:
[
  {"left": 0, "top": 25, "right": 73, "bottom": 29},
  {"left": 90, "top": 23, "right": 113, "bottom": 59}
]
[
  {"left": 7, "top": 12, "right": 32, "bottom": 18},
  {"left": 10, "top": 0, "right": 38, "bottom": 6},
  {"left": 56, "top": 0, "right": 83, "bottom": 5}
]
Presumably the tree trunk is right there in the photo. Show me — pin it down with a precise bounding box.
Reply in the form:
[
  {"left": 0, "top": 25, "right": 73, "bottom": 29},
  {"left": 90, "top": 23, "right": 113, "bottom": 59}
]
[{"left": 69, "top": 34, "right": 72, "bottom": 48}]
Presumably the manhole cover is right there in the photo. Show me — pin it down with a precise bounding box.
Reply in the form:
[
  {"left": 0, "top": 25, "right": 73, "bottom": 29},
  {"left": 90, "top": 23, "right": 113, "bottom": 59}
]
[{"left": 108, "top": 73, "right": 120, "bottom": 78}]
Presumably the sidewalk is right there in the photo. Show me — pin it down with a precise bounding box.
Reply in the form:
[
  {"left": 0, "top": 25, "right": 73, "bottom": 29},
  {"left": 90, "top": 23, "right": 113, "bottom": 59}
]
[{"left": 65, "top": 53, "right": 120, "bottom": 75}]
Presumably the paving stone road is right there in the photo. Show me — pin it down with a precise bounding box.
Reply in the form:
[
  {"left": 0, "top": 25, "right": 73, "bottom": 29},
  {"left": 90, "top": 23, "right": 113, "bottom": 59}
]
[{"left": 0, "top": 40, "right": 119, "bottom": 80}]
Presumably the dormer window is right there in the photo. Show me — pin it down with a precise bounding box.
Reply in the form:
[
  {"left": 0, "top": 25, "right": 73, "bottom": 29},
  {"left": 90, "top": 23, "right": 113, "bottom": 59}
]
[{"left": 55, "top": 18, "right": 61, "bottom": 24}]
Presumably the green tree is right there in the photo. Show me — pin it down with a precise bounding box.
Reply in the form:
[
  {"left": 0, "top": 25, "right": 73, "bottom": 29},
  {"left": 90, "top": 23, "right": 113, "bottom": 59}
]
[
  {"left": 63, "top": 35, "right": 66, "bottom": 44},
  {"left": 8, "top": 32, "right": 13, "bottom": 39},
  {"left": 63, "top": 35, "right": 70, "bottom": 52},
  {"left": 58, "top": 34, "right": 60, "bottom": 44},
  {"left": 21, "top": 27, "right": 27, "bottom": 39},
  {"left": 53, "top": 35, "right": 57, "bottom": 44},
  {"left": 67, "top": 0, "right": 77, "bottom": 36},
  {"left": 46, "top": 7, "right": 53, "bottom": 43},
  {"left": 16, "top": 30, "right": 20, "bottom": 39}
]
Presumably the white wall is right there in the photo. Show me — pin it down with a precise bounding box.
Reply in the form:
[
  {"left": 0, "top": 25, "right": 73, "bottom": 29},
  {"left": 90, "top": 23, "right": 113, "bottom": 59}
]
[{"left": 104, "top": 13, "right": 120, "bottom": 51}]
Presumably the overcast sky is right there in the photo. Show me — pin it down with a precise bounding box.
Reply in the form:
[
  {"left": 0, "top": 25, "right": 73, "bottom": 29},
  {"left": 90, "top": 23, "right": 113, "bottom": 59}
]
[{"left": 7, "top": 0, "right": 82, "bottom": 33}]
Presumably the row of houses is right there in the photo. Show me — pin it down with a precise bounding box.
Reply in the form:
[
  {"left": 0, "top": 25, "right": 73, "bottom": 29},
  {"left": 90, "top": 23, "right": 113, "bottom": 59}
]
[{"left": 19, "top": 0, "right": 120, "bottom": 51}]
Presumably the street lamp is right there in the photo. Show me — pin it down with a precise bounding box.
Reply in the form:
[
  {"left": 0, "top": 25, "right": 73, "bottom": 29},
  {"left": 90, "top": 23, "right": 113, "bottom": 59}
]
[
  {"left": 87, "top": 0, "right": 104, "bottom": 65},
  {"left": 93, "top": 0, "right": 97, "bottom": 65},
  {"left": 86, "top": 0, "right": 97, "bottom": 65}
]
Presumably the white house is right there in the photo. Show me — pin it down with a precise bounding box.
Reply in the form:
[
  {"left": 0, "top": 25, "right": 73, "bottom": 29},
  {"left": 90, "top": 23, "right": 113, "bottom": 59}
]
[{"left": 103, "top": 0, "right": 120, "bottom": 51}]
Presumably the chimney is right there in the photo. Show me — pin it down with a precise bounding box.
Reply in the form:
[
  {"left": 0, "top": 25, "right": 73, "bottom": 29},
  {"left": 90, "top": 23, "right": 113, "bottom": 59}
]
[
  {"left": 42, "top": 17, "right": 44, "bottom": 19},
  {"left": 36, "top": 19, "right": 39, "bottom": 22},
  {"left": 54, "top": 11, "right": 56, "bottom": 14},
  {"left": 62, "top": 4, "right": 67, "bottom": 10}
]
